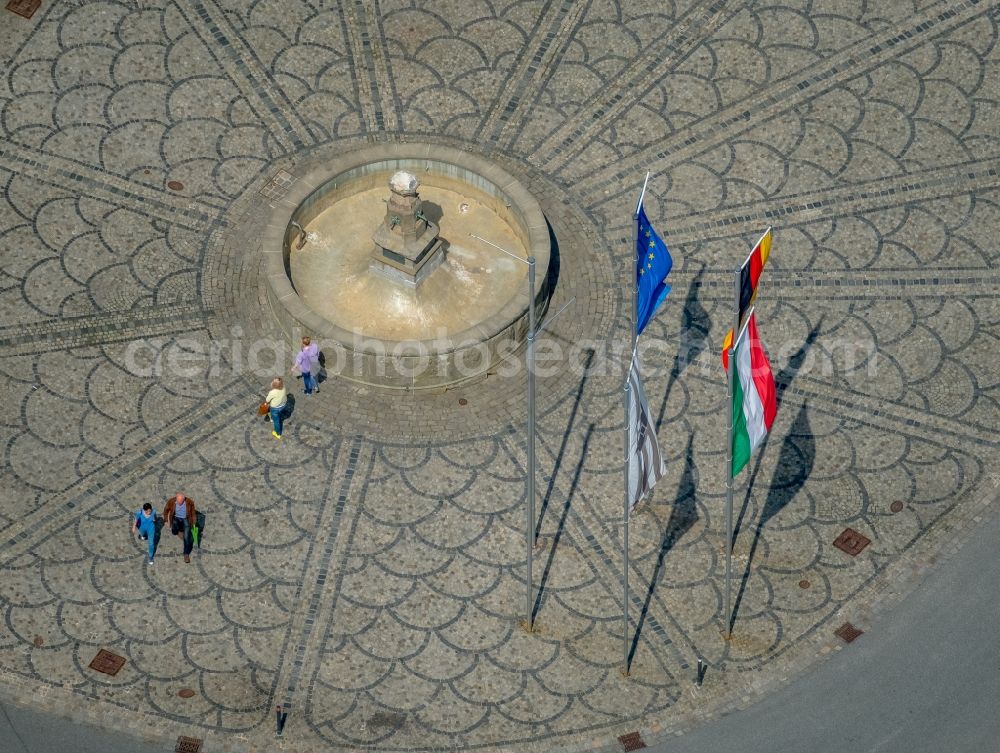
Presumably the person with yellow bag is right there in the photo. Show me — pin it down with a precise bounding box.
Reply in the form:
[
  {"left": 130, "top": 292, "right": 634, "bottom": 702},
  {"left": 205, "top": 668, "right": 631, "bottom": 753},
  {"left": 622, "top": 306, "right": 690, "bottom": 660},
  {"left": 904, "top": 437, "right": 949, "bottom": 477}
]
[{"left": 264, "top": 377, "right": 288, "bottom": 439}]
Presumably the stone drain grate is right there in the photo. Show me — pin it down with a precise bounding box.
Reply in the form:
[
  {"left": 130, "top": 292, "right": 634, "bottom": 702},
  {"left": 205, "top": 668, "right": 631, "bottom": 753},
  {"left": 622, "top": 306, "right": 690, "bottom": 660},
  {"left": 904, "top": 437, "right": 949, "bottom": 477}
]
[
  {"left": 6, "top": 0, "right": 40, "bottom": 19},
  {"left": 175, "top": 736, "right": 203, "bottom": 753},
  {"left": 835, "top": 622, "right": 864, "bottom": 643},
  {"left": 619, "top": 731, "right": 647, "bottom": 751},
  {"left": 833, "top": 527, "right": 871, "bottom": 557},
  {"left": 88, "top": 649, "right": 126, "bottom": 676}
]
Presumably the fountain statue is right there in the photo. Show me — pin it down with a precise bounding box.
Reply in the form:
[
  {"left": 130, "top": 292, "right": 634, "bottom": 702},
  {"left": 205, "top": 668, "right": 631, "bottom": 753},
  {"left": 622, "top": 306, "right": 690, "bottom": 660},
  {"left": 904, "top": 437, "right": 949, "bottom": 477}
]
[{"left": 369, "top": 171, "right": 445, "bottom": 286}]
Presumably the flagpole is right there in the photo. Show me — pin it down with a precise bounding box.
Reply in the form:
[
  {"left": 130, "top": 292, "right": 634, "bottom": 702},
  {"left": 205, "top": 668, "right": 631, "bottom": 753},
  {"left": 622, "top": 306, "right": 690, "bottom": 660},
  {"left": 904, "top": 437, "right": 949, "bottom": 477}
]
[
  {"left": 622, "top": 376, "right": 631, "bottom": 674},
  {"left": 623, "top": 173, "right": 648, "bottom": 674},
  {"left": 725, "top": 266, "right": 739, "bottom": 639},
  {"left": 526, "top": 255, "right": 536, "bottom": 630}
]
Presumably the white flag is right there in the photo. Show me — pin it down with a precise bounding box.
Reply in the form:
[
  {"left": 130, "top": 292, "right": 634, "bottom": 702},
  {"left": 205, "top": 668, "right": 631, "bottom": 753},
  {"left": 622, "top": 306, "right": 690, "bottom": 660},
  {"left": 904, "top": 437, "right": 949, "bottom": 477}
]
[{"left": 627, "top": 349, "right": 666, "bottom": 510}]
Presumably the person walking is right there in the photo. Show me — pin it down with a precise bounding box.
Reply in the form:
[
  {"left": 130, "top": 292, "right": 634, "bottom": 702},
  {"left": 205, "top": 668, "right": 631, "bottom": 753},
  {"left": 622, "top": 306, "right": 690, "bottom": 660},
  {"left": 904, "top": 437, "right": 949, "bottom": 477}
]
[
  {"left": 294, "top": 336, "right": 320, "bottom": 394},
  {"left": 163, "top": 493, "right": 197, "bottom": 563},
  {"left": 131, "top": 502, "right": 158, "bottom": 565},
  {"left": 265, "top": 377, "right": 287, "bottom": 439}
]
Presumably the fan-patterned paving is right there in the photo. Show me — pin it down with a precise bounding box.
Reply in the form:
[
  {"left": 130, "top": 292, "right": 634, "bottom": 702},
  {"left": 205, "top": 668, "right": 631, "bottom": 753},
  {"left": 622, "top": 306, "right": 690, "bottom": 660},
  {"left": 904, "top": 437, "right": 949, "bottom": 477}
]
[{"left": 0, "top": 0, "right": 998, "bottom": 751}]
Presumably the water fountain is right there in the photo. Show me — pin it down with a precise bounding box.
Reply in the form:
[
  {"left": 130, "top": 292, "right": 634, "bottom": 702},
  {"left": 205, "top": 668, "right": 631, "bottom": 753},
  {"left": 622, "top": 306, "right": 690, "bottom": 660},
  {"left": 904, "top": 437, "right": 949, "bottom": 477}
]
[
  {"left": 369, "top": 170, "right": 445, "bottom": 286},
  {"left": 261, "top": 144, "right": 553, "bottom": 390}
]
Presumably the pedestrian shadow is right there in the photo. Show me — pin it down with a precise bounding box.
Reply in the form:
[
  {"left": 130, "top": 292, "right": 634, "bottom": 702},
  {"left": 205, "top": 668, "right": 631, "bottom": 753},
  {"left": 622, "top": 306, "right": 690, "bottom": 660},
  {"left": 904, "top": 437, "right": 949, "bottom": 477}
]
[
  {"left": 317, "top": 351, "right": 328, "bottom": 386},
  {"left": 283, "top": 393, "right": 297, "bottom": 420},
  {"left": 536, "top": 348, "right": 594, "bottom": 541},
  {"left": 732, "top": 318, "right": 823, "bottom": 547},
  {"left": 656, "top": 263, "right": 709, "bottom": 432},
  {"left": 531, "top": 424, "right": 594, "bottom": 625},
  {"left": 627, "top": 434, "right": 699, "bottom": 670},
  {"left": 729, "top": 402, "right": 815, "bottom": 635}
]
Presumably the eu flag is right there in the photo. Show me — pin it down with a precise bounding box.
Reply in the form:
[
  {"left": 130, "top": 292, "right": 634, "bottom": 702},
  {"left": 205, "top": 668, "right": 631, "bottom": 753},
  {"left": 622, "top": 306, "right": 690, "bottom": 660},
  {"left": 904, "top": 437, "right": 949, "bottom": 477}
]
[{"left": 636, "top": 205, "right": 672, "bottom": 334}]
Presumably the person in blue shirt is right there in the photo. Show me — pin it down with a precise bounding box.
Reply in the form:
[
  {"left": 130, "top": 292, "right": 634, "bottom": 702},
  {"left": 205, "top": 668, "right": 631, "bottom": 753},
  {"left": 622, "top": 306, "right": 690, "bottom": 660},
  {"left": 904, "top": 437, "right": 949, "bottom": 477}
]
[{"left": 131, "top": 502, "right": 158, "bottom": 565}]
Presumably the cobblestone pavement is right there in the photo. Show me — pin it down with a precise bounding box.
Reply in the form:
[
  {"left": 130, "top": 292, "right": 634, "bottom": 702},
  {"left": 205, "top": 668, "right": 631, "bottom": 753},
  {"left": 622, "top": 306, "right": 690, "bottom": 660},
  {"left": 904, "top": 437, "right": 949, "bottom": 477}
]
[{"left": 1, "top": 1, "right": 999, "bottom": 752}]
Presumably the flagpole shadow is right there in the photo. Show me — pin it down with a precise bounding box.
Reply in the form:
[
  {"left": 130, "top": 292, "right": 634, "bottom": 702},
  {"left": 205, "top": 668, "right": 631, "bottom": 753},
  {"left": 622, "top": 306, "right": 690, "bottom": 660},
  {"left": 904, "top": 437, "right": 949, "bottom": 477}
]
[
  {"left": 732, "top": 318, "right": 823, "bottom": 549},
  {"left": 656, "top": 263, "right": 709, "bottom": 433},
  {"left": 729, "top": 402, "right": 815, "bottom": 635},
  {"left": 536, "top": 349, "right": 594, "bottom": 541},
  {"left": 627, "top": 434, "right": 699, "bottom": 670},
  {"left": 532, "top": 424, "right": 594, "bottom": 624}
]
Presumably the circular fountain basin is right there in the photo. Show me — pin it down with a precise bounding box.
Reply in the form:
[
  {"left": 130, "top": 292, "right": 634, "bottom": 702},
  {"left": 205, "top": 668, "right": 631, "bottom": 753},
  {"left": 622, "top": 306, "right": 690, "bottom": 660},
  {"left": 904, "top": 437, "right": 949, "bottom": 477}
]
[{"left": 261, "top": 144, "right": 552, "bottom": 390}]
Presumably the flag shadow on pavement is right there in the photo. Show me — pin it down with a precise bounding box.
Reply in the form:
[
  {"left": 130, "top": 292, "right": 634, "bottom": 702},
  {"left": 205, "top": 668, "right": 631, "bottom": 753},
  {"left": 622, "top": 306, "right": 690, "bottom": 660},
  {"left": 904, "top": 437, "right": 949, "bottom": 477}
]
[
  {"left": 656, "top": 263, "right": 710, "bottom": 433},
  {"left": 729, "top": 401, "right": 816, "bottom": 635},
  {"left": 628, "top": 434, "right": 698, "bottom": 670},
  {"left": 535, "top": 349, "right": 594, "bottom": 541},
  {"left": 531, "top": 424, "right": 594, "bottom": 625}
]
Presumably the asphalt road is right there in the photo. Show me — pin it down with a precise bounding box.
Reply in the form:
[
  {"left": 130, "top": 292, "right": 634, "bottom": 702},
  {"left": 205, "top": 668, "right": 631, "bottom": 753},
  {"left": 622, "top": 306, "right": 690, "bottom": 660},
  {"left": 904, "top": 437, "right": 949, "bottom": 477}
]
[
  {"left": 2, "top": 504, "right": 997, "bottom": 753},
  {"left": 0, "top": 700, "right": 163, "bottom": 753},
  {"left": 655, "top": 501, "right": 1000, "bottom": 753}
]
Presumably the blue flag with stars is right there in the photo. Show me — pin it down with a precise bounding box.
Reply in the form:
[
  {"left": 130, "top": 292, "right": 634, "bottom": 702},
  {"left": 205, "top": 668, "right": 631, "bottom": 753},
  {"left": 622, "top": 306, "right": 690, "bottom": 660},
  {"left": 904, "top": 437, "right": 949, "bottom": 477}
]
[{"left": 636, "top": 204, "right": 672, "bottom": 334}]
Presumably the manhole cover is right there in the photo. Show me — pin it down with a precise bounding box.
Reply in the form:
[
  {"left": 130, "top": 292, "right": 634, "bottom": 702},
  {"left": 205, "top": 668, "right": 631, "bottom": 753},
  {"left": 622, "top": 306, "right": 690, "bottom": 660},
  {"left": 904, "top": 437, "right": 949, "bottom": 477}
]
[
  {"left": 458, "top": 398, "right": 468, "bottom": 406},
  {"left": 178, "top": 688, "right": 196, "bottom": 698},
  {"left": 88, "top": 648, "right": 126, "bottom": 676},
  {"left": 833, "top": 527, "right": 870, "bottom": 557},
  {"left": 32, "top": 635, "right": 44, "bottom": 647},
  {"left": 890, "top": 500, "right": 904, "bottom": 513},
  {"left": 167, "top": 180, "right": 184, "bottom": 191},
  {"left": 619, "top": 731, "right": 647, "bottom": 751},
  {"left": 175, "top": 736, "right": 203, "bottom": 753},
  {"left": 835, "top": 622, "right": 864, "bottom": 643},
  {"left": 6, "top": 0, "right": 41, "bottom": 19},
  {"left": 798, "top": 579, "right": 810, "bottom": 589}
]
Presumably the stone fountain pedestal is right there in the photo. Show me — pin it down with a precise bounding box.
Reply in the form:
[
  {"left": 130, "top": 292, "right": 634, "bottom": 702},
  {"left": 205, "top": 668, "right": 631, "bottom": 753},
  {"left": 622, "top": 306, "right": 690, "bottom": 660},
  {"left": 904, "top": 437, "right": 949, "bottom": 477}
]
[{"left": 369, "top": 171, "right": 445, "bottom": 286}]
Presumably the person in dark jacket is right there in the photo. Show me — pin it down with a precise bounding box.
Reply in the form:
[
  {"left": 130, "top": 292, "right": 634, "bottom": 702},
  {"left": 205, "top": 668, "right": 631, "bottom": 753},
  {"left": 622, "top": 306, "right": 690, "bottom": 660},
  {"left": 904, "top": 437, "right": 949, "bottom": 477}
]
[{"left": 163, "top": 493, "right": 197, "bottom": 563}]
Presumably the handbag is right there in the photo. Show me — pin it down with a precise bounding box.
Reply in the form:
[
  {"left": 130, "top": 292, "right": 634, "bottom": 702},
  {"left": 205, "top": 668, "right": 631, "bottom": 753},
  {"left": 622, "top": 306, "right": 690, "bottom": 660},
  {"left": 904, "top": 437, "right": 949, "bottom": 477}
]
[{"left": 257, "top": 401, "right": 269, "bottom": 416}]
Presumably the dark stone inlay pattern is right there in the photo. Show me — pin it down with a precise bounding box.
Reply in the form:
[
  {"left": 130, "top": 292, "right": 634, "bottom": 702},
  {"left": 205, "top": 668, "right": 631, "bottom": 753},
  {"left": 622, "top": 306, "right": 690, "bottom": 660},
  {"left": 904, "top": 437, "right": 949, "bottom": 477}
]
[{"left": 579, "top": 0, "right": 991, "bottom": 201}]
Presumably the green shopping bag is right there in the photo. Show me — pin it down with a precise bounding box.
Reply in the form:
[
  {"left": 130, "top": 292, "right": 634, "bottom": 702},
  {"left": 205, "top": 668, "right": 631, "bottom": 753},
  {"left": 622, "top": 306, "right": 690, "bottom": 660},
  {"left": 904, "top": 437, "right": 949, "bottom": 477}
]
[{"left": 192, "top": 511, "right": 206, "bottom": 548}]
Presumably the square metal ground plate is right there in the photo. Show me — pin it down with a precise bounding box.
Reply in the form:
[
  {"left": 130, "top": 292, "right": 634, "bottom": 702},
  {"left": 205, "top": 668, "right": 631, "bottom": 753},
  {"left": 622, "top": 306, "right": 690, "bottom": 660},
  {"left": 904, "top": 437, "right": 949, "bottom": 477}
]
[
  {"left": 835, "top": 622, "right": 864, "bottom": 643},
  {"left": 619, "top": 731, "right": 647, "bottom": 751},
  {"left": 833, "top": 527, "right": 871, "bottom": 556},
  {"left": 259, "top": 169, "right": 294, "bottom": 199},
  {"left": 88, "top": 648, "right": 126, "bottom": 676},
  {"left": 175, "top": 736, "right": 203, "bottom": 753},
  {"left": 6, "top": 0, "right": 41, "bottom": 18}
]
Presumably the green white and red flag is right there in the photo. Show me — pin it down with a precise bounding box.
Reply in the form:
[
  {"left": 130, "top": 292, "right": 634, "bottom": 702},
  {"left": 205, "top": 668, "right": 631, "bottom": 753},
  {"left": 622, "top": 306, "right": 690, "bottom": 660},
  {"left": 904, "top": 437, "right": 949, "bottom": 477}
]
[{"left": 723, "top": 312, "right": 777, "bottom": 477}]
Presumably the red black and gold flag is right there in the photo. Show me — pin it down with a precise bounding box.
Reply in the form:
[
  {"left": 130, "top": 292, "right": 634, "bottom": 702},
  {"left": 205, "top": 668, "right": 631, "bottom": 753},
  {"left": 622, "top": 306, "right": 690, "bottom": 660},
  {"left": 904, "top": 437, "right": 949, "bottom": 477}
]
[{"left": 722, "top": 228, "right": 772, "bottom": 360}]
